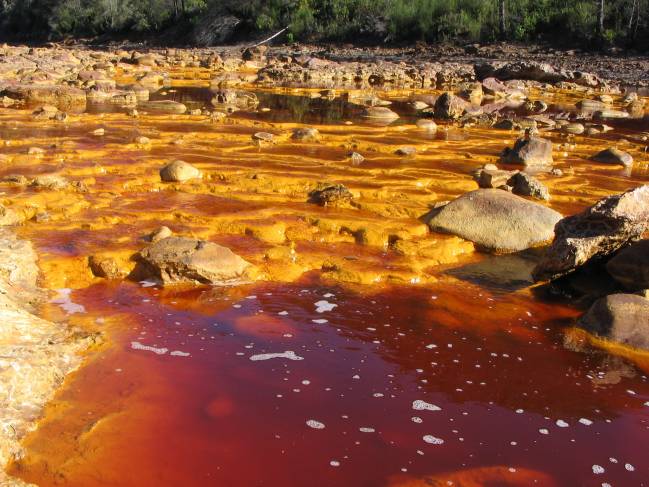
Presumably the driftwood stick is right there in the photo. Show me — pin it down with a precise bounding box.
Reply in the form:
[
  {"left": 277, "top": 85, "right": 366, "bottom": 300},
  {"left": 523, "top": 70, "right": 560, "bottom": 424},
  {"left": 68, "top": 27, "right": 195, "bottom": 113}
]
[{"left": 252, "top": 27, "right": 288, "bottom": 47}]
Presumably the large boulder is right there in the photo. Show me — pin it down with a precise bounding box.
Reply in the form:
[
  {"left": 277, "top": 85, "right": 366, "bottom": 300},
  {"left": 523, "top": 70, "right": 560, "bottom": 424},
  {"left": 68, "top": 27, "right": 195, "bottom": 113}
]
[
  {"left": 606, "top": 240, "right": 649, "bottom": 290},
  {"left": 501, "top": 136, "right": 553, "bottom": 166},
  {"left": 578, "top": 294, "right": 649, "bottom": 350},
  {"left": 433, "top": 92, "right": 469, "bottom": 119},
  {"left": 425, "top": 189, "right": 562, "bottom": 253},
  {"left": 137, "top": 237, "right": 252, "bottom": 285},
  {"left": 533, "top": 186, "right": 649, "bottom": 281}
]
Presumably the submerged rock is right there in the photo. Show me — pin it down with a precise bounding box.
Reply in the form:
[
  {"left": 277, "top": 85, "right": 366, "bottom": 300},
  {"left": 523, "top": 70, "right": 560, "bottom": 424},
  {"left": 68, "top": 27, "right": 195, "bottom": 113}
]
[
  {"left": 160, "top": 160, "right": 201, "bottom": 182},
  {"left": 590, "top": 148, "right": 633, "bottom": 167},
  {"left": 606, "top": 240, "right": 649, "bottom": 290},
  {"left": 501, "top": 136, "right": 553, "bottom": 167},
  {"left": 291, "top": 127, "right": 320, "bottom": 142},
  {"left": 425, "top": 189, "right": 562, "bottom": 253},
  {"left": 139, "top": 100, "right": 187, "bottom": 114},
  {"left": 137, "top": 236, "right": 252, "bottom": 285},
  {"left": 361, "top": 106, "right": 399, "bottom": 121},
  {"left": 578, "top": 294, "right": 649, "bottom": 351},
  {"left": 533, "top": 185, "right": 649, "bottom": 281}
]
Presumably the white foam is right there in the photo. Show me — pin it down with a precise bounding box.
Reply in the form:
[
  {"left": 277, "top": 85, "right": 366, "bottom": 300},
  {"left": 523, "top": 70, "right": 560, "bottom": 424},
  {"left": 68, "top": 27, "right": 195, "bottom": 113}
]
[
  {"left": 422, "top": 435, "right": 444, "bottom": 445},
  {"left": 139, "top": 280, "right": 157, "bottom": 287},
  {"left": 278, "top": 311, "right": 289, "bottom": 315},
  {"left": 592, "top": 465, "right": 605, "bottom": 475},
  {"left": 625, "top": 463, "right": 635, "bottom": 472},
  {"left": 579, "top": 418, "right": 593, "bottom": 426},
  {"left": 249, "top": 351, "right": 304, "bottom": 361},
  {"left": 131, "top": 341, "right": 168, "bottom": 355},
  {"left": 315, "top": 300, "right": 338, "bottom": 313},
  {"left": 411, "top": 417, "right": 423, "bottom": 423},
  {"left": 330, "top": 460, "right": 340, "bottom": 467},
  {"left": 556, "top": 419, "right": 569, "bottom": 428},
  {"left": 412, "top": 400, "right": 441, "bottom": 412},
  {"left": 539, "top": 428, "right": 549, "bottom": 435},
  {"left": 170, "top": 350, "right": 190, "bottom": 357},
  {"left": 306, "top": 419, "right": 325, "bottom": 429},
  {"left": 312, "top": 319, "right": 328, "bottom": 324},
  {"left": 359, "top": 427, "right": 375, "bottom": 433}
]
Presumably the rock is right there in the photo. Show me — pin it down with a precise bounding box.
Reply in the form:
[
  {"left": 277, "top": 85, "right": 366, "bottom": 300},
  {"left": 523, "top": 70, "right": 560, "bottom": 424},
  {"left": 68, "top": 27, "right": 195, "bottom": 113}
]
[
  {"left": 563, "top": 123, "right": 585, "bottom": 135},
  {"left": 594, "top": 109, "right": 629, "bottom": 119},
  {"left": 622, "top": 92, "right": 638, "bottom": 104},
  {"left": 309, "top": 184, "right": 353, "bottom": 207},
  {"left": 533, "top": 186, "right": 649, "bottom": 281},
  {"left": 252, "top": 132, "right": 274, "bottom": 145},
  {"left": 30, "top": 174, "right": 70, "bottom": 190},
  {"left": 2, "top": 84, "right": 86, "bottom": 110},
  {"left": 458, "top": 82, "right": 483, "bottom": 104},
  {"left": 481, "top": 77, "right": 509, "bottom": 97},
  {"left": 590, "top": 148, "right": 633, "bottom": 167},
  {"left": 139, "top": 100, "right": 187, "bottom": 114},
  {"left": 425, "top": 189, "right": 562, "bottom": 253},
  {"left": 501, "top": 136, "right": 553, "bottom": 166},
  {"left": 349, "top": 152, "right": 364, "bottom": 165},
  {"left": 291, "top": 127, "right": 320, "bottom": 142},
  {"left": 433, "top": 92, "right": 468, "bottom": 120},
  {"left": 474, "top": 166, "right": 517, "bottom": 189},
  {"left": 395, "top": 146, "right": 417, "bottom": 156},
  {"left": 576, "top": 99, "right": 607, "bottom": 111},
  {"left": 606, "top": 240, "right": 649, "bottom": 290},
  {"left": 159, "top": 160, "right": 201, "bottom": 182},
  {"left": 148, "top": 226, "right": 173, "bottom": 242},
  {"left": 32, "top": 104, "right": 59, "bottom": 120},
  {"left": 415, "top": 119, "right": 437, "bottom": 132},
  {"left": 578, "top": 294, "right": 649, "bottom": 350},
  {"left": 210, "top": 89, "right": 258, "bottom": 110},
  {"left": 508, "top": 172, "right": 550, "bottom": 201},
  {"left": 361, "top": 106, "right": 399, "bottom": 121},
  {"left": 137, "top": 237, "right": 251, "bottom": 285},
  {"left": 88, "top": 255, "right": 127, "bottom": 279}
]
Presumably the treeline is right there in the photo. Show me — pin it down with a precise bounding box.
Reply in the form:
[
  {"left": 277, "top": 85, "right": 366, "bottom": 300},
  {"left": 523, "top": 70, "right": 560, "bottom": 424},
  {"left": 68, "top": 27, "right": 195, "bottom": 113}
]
[{"left": 0, "top": 0, "right": 647, "bottom": 48}]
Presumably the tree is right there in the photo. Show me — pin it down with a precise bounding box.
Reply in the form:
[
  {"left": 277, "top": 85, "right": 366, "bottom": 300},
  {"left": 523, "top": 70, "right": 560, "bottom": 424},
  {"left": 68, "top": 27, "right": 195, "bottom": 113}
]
[
  {"left": 597, "top": 0, "right": 605, "bottom": 37},
  {"left": 498, "top": 0, "right": 506, "bottom": 38}
]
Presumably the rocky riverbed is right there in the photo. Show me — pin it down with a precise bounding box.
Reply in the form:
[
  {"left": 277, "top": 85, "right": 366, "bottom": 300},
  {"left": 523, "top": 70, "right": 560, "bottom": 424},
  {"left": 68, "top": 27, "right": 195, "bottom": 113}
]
[{"left": 0, "top": 43, "right": 647, "bottom": 486}]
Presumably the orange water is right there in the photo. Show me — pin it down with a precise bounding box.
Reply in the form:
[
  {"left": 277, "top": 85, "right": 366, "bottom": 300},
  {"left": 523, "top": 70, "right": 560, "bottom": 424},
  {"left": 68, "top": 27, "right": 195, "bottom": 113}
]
[{"left": 1, "top": 84, "right": 649, "bottom": 486}]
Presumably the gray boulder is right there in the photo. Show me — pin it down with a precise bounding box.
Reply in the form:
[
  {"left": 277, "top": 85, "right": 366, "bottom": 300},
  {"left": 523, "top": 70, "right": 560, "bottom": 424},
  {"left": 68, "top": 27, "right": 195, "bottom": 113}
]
[
  {"left": 533, "top": 185, "right": 649, "bottom": 281},
  {"left": 578, "top": 294, "right": 649, "bottom": 350},
  {"left": 160, "top": 160, "right": 201, "bottom": 182},
  {"left": 137, "top": 237, "right": 251, "bottom": 285},
  {"left": 606, "top": 240, "right": 649, "bottom": 290},
  {"left": 501, "top": 136, "right": 553, "bottom": 166},
  {"left": 425, "top": 189, "right": 562, "bottom": 253},
  {"left": 590, "top": 148, "right": 633, "bottom": 167}
]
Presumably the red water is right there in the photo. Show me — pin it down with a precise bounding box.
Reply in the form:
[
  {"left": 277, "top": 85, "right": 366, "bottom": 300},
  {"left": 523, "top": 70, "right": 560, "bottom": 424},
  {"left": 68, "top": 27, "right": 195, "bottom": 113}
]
[{"left": 11, "top": 277, "right": 649, "bottom": 487}]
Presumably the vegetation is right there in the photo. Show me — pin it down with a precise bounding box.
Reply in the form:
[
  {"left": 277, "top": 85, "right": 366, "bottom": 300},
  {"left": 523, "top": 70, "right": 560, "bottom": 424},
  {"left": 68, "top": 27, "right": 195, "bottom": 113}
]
[{"left": 0, "top": 0, "right": 647, "bottom": 48}]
